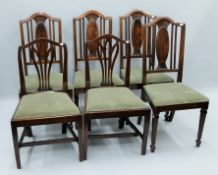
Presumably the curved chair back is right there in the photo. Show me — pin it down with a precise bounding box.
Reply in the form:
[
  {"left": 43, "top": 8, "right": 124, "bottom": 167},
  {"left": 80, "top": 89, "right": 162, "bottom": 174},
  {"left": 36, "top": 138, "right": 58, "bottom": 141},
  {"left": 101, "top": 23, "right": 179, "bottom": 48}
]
[
  {"left": 19, "top": 12, "right": 63, "bottom": 74},
  {"left": 142, "top": 17, "right": 186, "bottom": 83},
  {"left": 85, "top": 34, "right": 131, "bottom": 88},
  {"left": 18, "top": 38, "right": 68, "bottom": 94},
  {"left": 73, "top": 10, "right": 112, "bottom": 71}
]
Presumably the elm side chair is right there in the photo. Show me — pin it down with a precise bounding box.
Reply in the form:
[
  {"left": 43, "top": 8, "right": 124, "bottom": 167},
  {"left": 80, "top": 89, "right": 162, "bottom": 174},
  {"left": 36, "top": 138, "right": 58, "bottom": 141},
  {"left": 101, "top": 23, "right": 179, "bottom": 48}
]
[
  {"left": 119, "top": 10, "right": 174, "bottom": 125},
  {"left": 83, "top": 34, "right": 151, "bottom": 160},
  {"left": 73, "top": 10, "right": 124, "bottom": 107},
  {"left": 141, "top": 17, "right": 209, "bottom": 152},
  {"left": 11, "top": 38, "right": 83, "bottom": 169},
  {"left": 19, "top": 12, "right": 73, "bottom": 98}
]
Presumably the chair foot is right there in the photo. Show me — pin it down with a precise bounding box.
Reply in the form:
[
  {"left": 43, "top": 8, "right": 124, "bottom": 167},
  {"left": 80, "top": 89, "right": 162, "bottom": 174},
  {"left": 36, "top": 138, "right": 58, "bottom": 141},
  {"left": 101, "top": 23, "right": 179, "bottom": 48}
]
[
  {"left": 196, "top": 140, "right": 201, "bottom": 147},
  {"left": 150, "top": 145, "right": 156, "bottom": 153}
]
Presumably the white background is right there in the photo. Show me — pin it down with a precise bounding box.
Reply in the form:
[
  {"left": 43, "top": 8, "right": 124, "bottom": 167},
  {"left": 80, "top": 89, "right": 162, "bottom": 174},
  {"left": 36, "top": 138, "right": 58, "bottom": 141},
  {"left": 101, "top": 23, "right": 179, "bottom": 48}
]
[{"left": 0, "top": 0, "right": 218, "bottom": 174}]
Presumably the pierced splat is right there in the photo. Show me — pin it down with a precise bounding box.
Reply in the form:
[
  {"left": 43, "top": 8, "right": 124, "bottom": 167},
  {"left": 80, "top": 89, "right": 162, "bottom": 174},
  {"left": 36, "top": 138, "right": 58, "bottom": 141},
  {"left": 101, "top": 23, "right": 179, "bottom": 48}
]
[
  {"left": 86, "top": 16, "right": 99, "bottom": 56},
  {"left": 132, "top": 18, "right": 142, "bottom": 55},
  {"left": 156, "top": 23, "right": 170, "bottom": 69},
  {"left": 29, "top": 40, "right": 56, "bottom": 90}
]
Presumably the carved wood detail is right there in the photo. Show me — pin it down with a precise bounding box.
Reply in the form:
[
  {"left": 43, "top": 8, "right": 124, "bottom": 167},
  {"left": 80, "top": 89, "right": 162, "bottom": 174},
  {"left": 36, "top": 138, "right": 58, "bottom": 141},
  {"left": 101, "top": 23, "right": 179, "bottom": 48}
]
[
  {"left": 156, "top": 26, "right": 169, "bottom": 69},
  {"left": 132, "top": 18, "right": 142, "bottom": 55},
  {"left": 86, "top": 18, "right": 99, "bottom": 56}
]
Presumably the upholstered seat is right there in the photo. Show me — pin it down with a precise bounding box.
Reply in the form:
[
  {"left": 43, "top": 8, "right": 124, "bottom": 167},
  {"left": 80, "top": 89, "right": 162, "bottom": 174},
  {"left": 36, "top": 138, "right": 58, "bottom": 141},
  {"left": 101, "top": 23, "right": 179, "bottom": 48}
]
[
  {"left": 74, "top": 69, "right": 125, "bottom": 89},
  {"left": 144, "top": 83, "right": 209, "bottom": 107},
  {"left": 24, "top": 73, "right": 73, "bottom": 93},
  {"left": 13, "top": 92, "right": 80, "bottom": 120},
  {"left": 121, "top": 67, "right": 174, "bottom": 85},
  {"left": 86, "top": 87, "right": 149, "bottom": 112}
]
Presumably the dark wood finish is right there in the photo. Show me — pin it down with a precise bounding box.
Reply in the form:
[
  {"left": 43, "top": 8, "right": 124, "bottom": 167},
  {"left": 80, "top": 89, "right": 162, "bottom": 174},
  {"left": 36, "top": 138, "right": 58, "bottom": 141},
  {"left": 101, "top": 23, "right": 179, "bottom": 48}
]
[
  {"left": 19, "top": 12, "right": 63, "bottom": 78},
  {"left": 120, "top": 10, "right": 156, "bottom": 80},
  {"left": 83, "top": 34, "right": 151, "bottom": 160},
  {"left": 138, "top": 16, "right": 186, "bottom": 124},
  {"left": 11, "top": 39, "right": 83, "bottom": 169},
  {"left": 141, "top": 17, "right": 209, "bottom": 152},
  {"left": 120, "top": 10, "right": 156, "bottom": 126},
  {"left": 73, "top": 10, "right": 112, "bottom": 105}
]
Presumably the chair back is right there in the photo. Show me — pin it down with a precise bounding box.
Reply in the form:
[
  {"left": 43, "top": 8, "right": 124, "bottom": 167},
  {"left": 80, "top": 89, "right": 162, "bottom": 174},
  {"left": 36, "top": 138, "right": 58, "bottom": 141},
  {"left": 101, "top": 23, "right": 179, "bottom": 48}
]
[
  {"left": 73, "top": 10, "right": 112, "bottom": 71},
  {"left": 120, "top": 10, "right": 156, "bottom": 72},
  {"left": 19, "top": 12, "right": 63, "bottom": 74},
  {"left": 85, "top": 34, "right": 131, "bottom": 88},
  {"left": 142, "top": 17, "right": 186, "bottom": 83},
  {"left": 18, "top": 38, "right": 68, "bottom": 93}
]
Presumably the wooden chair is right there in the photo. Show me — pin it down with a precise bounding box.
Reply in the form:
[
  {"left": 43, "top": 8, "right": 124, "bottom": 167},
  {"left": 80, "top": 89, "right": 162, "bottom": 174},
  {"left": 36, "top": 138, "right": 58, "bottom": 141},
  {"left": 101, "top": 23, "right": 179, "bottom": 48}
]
[
  {"left": 83, "top": 34, "right": 151, "bottom": 160},
  {"left": 11, "top": 38, "right": 83, "bottom": 169},
  {"left": 73, "top": 10, "right": 124, "bottom": 106},
  {"left": 19, "top": 12, "right": 72, "bottom": 97},
  {"left": 120, "top": 10, "right": 176, "bottom": 125},
  {"left": 141, "top": 17, "right": 209, "bottom": 152}
]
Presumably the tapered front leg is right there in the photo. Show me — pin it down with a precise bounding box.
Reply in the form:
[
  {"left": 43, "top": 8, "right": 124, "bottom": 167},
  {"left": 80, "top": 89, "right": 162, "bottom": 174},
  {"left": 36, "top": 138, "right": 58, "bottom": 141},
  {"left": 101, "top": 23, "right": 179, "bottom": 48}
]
[
  {"left": 83, "top": 116, "right": 89, "bottom": 160},
  {"left": 141, "top": 113, "right": 150, "bottom": 155},
  {"left": 150, "top": 113, "right": 159, "bottom": 153},
  {"left": 11, "top": 123, "right": 21, "bottom": 169},
  {"left": 77, "top": 119, "right": 83, "bottom": 161},
  {"left": 196, "top": 108, "right": 207, "bottom": 147}
]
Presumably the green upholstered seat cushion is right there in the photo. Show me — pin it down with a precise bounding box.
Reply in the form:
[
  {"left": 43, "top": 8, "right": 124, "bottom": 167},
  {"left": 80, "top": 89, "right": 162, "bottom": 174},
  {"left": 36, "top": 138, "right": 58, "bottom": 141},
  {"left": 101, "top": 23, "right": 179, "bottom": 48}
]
[
  {"left": 74, "top": 69, "right": 125, "bottom": 89},
  {"left": 13, "top": 92, "right": 80, "bottom": 120},
  {"left": 121, "top": 67, "right": 174, "bottom": 85},
  {"left": 85, "top": 87, "right": 149, "bottom": 112},
  {"left": 25, "top": 73, "right": 73, "bottom": 93},
  {"left": 143, "top": 83, "right": 209, "bottom": 107}
]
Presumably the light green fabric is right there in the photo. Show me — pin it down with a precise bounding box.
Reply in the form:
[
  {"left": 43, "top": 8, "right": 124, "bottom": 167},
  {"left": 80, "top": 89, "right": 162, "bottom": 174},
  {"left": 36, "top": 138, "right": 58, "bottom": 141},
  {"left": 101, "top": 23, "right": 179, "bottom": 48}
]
[
  {"left": 74, "top": 70, "right": 125, "bottom": 89},
  {"left": 25, "top": 73, "right": 73, "bottom": 93},
  {"left": 121, "top": 67, "right": 174, "bottom": 85},
  {"left": 14, "top": 92, "right": 80, "bottom": 120},
  {"left": 143, "top": 83, "right": 209, "bottom": 107},
  {"left": 86, "top": 87, "right": 149, "bottom": 112}
]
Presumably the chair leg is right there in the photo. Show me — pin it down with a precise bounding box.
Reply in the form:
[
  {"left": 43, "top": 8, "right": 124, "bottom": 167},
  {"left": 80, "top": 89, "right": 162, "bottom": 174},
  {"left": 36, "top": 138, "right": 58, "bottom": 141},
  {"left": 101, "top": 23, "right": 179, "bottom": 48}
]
[
  {"left": 150, "top": 113, "right": 159, "bottom": 153},
  {"left": 137, "top": 116, "right": 142, "bottom": 125},
  {"left": 141, "top": 113, "right": 150, "bottom": 155},
  {"left": 164, "top": 111, "right": 175, "bottom": 122},
  {"left": 196, "top": 108, "right": 207, "bottom": 147},
  {"left": 62, "top": 123, "right": 67, "bottom": 134},
  {"left": 74, "top": 93, "right": 79, "bottom": 106},
  {"left": 88, "top": 119, "right": 92, "bottom": 131},
  {"left": 118, "top": 118, "right": 125, "bottom": 129},
  {"left": 11, "top": 123, "right": 21, "bottom": 169},
  {"left": 77, "top": 119, "right": 83, "bottom": 161},
  {"left": 26, "top": 126, "right": 33, "bottom": 137},
  {"left": 83, "top": 117, "right": 89, "bottom": 160}
]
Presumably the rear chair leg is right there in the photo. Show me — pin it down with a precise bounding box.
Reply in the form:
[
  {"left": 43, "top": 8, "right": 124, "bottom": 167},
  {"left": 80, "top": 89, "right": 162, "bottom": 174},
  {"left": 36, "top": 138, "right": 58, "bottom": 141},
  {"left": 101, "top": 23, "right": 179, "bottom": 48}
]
[
  {"left": 137, "top": 116, "right": 142, "bottom": 125},
  {"left": 62, "top": 123, "right": 67, "bottom": 134},
  {"left": 141, "top": 113, "right": 150, "bottom": 155},
  {"left": 26, "top": 126, "right": 33, "bottom": 137},
  {"left": 196, "top": 108, "right": 207, "bottom": 147},
  {"left": 150, "top": 113, "right": 159, "bottom": 153},
  {"left": 11, "top": 123, "right": 21, "bottom": 169},
  {"left": 164, "top": 111, "right": 175, "bottom": 122},
  {"left": 118, "top": 118, "right": 125, "bottom": 129}
]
